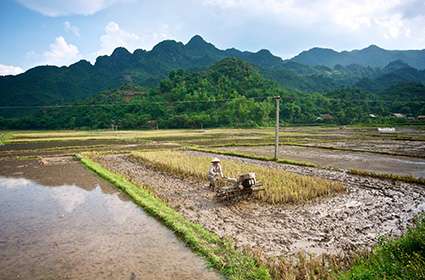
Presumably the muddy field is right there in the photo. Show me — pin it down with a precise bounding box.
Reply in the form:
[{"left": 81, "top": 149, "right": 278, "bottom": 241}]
[
  {"left": 302, "top": 140, "right": 425, "bottom": 158},
  {"left": 220, "top": 145, "right": 425, "bottom": 178},
  {"left": 1, "top": 127, "right": 425, "bottom": 278},
  {"left": 0, "top": 140, "right": 179, "bottom": 159},
  {"left": 96, "top": 151, "right": 425, "bottom": 258}
]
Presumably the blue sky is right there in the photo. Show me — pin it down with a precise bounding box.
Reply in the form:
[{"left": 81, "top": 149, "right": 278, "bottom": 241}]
[{"left": 1, "top": 0, "right": 425, "bottom": 75}]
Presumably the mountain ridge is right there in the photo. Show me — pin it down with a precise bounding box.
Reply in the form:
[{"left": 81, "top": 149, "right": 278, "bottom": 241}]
[
  {"left": 292, "top": 44, "right": 425, "bottom": 69},
  {"left": 1, "top": 35, "right": 425, "bottom": 107}
]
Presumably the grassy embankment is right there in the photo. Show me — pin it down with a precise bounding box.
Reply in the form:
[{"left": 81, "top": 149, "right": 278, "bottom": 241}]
[
  {"left": 348, "top": 169, "right": 425, "bottom": 186},
  {"left": 0, "top": 132, "right": 12, "bottom": 145},
  {"left": 131, "top": 150, "right": 344, "bottom": 204},
  {"left": 77, "top": 153, "right": 271, "bottom": 280},
  {"left": 341, "top": 215, "right": 425, "bottom": 279}
]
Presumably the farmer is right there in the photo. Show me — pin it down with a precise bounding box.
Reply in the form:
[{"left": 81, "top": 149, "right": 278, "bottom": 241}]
[{"left": 208, "top": 157, "right": 224, "bottom": 189}]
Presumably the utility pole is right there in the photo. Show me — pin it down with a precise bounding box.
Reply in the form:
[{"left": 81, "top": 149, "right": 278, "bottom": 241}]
[{"left": 274, "top": 96, "right": 280, "bottom": 160}]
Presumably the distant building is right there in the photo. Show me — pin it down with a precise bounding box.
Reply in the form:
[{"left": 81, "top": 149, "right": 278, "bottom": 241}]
[
  {"left": 392, "top": 113, "right": 406, "bottom": 118},
  {"left": 377, "top": 127, "right": 395, "bottom": 133}
]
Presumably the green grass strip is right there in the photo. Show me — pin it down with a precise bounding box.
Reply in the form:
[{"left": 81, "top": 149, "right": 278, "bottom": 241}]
[
  {"left": 188, "top": 146, "right": 317, "bottom": 168},
  {"left": 348, "top": 169, "right": 425, "bottom": 186},
  {"left": 340, "top": 215, "right": 425, "bottom": 280},
  {"left": 77, "top": 153, "right": 271, "bottom": 280},
  {"left": 0, "top": 132, "right": 12, "bottom": 145}
]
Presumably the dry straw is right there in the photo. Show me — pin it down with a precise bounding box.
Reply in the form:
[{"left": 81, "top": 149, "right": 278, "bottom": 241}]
[{"left": 132, "top": 150, "right": 344, "bottom": 204}]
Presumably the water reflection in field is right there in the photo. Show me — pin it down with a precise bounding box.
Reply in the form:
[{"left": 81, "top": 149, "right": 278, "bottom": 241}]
[{"left": 0, "top": 160, "right": 221, "bottom": 280}]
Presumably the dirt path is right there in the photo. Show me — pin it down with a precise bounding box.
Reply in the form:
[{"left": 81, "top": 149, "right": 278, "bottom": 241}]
[{"left": 97, "top": 152, "right": 425, "bottom": 258}]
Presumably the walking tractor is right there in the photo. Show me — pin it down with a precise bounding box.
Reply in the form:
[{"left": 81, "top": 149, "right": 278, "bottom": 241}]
[{"left": 215, "top": 173, "right": 264, "bottom": 202}]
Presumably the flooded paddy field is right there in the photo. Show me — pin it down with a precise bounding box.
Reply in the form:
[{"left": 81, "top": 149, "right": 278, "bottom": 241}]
[
  {"left": 1, "top": 126, "right": 425, "bottom": 279},
  {"left": 4, "top": 126, "right": 425, "bottom": 158},
  {"left": 278, "top": 126, "right": 425, "bottom": 157},
  {"left": 0, "top": 140, "right": 180, "bottom": 159},
  {"left": 302, "top": 139, "right": 425, "bottom": 158},
  {"left": 0, "top": 158, "right": 221, "bottom": 280},
  {"left": 220, "top": 145, "right": 425, "bottom": 178}
]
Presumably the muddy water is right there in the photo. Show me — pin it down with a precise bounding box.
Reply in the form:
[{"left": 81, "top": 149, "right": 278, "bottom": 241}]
[
  {"left": 0, "top": 159, "right": 221, "bottom": 280},
  {"left": 223, "top": 145, "right": 425, "bottom": 178}
]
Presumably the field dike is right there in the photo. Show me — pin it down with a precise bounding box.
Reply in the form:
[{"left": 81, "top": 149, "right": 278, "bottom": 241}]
[
  {"left": 77, "top": 153, "right": 271, "bottom": 280},
  {"left": 348, "top": 169, "right": 425, "bottom": 186}
]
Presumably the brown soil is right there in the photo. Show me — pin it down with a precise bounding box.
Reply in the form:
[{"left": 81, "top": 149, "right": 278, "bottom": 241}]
[{"left": 96, "top": 152, "right": 425, "bottom": 258}]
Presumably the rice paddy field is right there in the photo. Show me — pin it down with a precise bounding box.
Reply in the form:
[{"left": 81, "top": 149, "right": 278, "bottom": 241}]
[
  {"left": 1, "top": 125, "right": 425, "bottom": 280},
  {"left": 131, "top": 150, "right": 344, "bottom": 204}
]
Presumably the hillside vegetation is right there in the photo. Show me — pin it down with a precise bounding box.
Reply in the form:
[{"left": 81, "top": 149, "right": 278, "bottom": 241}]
[
  {"left": 1, "top": 57, "right": 424, "bottom": 129},
  {"left": 1, "top": 35, "right": 425, "bottom": 108},
  {"left": 292, "top": 44, "right": 425, "bottom": 69}
]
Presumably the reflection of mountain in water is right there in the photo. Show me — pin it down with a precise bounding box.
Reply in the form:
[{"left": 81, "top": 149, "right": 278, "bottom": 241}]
[
  {"left": 0, "top": 159, "right": 130, "bottom": 202},
  {"left": 49, "top": 185, "right": 89, "bottom": 213},
  {"left": 0, "top": 175, "right": 220, "bottom": 280},
  {"left": 0, "top": 176, "right": 130, "bottom": 216}
]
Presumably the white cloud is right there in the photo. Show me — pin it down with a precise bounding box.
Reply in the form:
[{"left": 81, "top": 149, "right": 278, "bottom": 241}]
[
  {"left": 16, "top": 0, "right": 130, "bottom": 16},
  {"left": 203, "top": 0, "right": 425, "bottom": 50},
  {"left": 96, "top": 21, "right": 141, "bottom": 56},
  {"left": 50, "top": 186, "right": 88, "bottom": 213},
  {"left": 0, "top": 64, "right": 24, "bottom": 76},
  {"left": 138, "top": 24, "right": 178, "bottom": 50},
  {"left": 64, "top": 21, "right": 80, "bottom": 37},
  {"left": 95, "top": 21, "right": 178, "bottom": 57},
  {"left": 43, "top": 36, "right": 81, "bottom": 66},
  {"left": 0, "top": 177, "right": 33, "bottom": 188}
]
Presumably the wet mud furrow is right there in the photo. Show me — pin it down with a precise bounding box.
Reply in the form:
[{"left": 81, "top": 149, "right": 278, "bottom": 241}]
[{"left": 97, "top": 153, "right": 425, "bottom": 258}]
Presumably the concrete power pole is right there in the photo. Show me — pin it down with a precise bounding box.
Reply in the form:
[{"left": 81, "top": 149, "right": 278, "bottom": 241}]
[{"left": 274, "top": 96, "right": 281, "bottom": 160}]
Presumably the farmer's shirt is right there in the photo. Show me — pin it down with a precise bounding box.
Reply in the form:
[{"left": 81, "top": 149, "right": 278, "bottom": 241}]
[{"left": 208, "top": 163, "right": 223, "bottom": 179}]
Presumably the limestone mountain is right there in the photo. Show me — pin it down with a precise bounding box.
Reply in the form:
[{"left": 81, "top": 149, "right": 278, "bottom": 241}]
[
  {"left": 1, "top": 35, "right": 425, "bottom": 107},
  {"left": 291, "top": 45, "right": 425, "bottom": 69}
]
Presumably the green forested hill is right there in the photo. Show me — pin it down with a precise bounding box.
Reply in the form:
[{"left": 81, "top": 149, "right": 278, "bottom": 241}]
[
  {"left": 1, "top": 35, "right": 425, "bottom": 108},
  {"left": 1, "top": 58, "right": 424, "bottom": 129},
  {"left": 0, "top": 35, "right": 284, "bottom": 106},
  {"left": 291, "top": 44, "right": 425, "bottom": 69}
]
